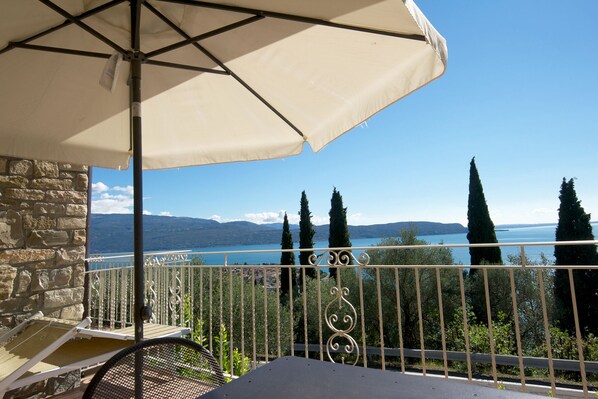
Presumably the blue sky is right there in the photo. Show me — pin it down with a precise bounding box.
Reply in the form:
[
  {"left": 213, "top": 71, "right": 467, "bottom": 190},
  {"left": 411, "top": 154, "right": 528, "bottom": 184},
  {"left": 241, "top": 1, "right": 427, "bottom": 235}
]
[{"left": 91, "top": 1, "right": 598, "bottom": 227}]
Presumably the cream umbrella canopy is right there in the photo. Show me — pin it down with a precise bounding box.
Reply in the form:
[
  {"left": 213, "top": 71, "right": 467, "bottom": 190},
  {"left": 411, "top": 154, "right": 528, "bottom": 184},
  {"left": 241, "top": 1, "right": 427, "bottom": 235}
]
[{"left": 0, "top": 0, "right": 447, "bottom": 341}]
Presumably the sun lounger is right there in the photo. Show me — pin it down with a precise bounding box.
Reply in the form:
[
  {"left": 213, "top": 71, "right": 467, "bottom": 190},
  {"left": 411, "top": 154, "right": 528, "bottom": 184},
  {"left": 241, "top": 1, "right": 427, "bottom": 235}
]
[{"left": 0, "top": 312, "right": 190, "bottom": 398}]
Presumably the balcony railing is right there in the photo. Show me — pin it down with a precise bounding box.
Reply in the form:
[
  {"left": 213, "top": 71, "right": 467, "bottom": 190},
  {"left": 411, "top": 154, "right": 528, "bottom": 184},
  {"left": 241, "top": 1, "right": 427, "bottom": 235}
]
[{"left": 85, "top": 241, "right": 598, "bottom": 398}]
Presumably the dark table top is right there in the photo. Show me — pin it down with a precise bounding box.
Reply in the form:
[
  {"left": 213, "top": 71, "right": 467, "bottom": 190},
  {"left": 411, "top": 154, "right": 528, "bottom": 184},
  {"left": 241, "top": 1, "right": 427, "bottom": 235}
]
[{"left": 200, "top": 356, "right": 546, "bottom": 399}]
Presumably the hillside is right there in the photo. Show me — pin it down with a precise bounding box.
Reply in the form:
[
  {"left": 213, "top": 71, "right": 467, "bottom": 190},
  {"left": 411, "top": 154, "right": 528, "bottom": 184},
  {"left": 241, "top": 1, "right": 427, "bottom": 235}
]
[{"left": 89, "top": 214, "right": 467, "bottom": 253}]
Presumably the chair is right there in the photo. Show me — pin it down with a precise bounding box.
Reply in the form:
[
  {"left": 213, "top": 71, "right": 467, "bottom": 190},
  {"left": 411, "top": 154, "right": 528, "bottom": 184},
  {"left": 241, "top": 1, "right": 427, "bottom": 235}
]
[{"left": 83, "top": 337, "right": 225, "bottom": 399}]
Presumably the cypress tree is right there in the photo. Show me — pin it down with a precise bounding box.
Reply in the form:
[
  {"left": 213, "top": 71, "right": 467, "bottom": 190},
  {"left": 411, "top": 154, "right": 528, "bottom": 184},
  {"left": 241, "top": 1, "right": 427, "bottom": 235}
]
[
  {"left": 554, "top": 178, "right": 598, "bottom": 334},
  {"left": 279, "top": 212, "right": 296, "bottom": 298},
  {"left": 328, "top": 187, "right": 352, "bottom": 280},
  {"left": 467, "top": 157, "right": 503, "bottom": 268},
  {"left": 299, "top": 191, "right": 316, "bottom": 280}
]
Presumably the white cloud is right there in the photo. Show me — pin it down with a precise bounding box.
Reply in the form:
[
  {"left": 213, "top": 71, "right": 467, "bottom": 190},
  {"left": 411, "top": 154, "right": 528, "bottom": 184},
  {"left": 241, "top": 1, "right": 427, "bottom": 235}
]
[
  {"left": 91, "top": 182, "right": 109, "bottom": 193},
  {"left": 159, "top": 211, "right": 173, "bottom": 217},
  {"left": 210, "top": 214, "right": 222, "bottom": 222},
  {"left": 143, "top": 210, "right": 152, "bottom": 215},
  {"left": 244, "top": 210, "right": 296, "bottom": 224},
  {"left": 113, "top": 185, "right": 134, "bottom": 195},
  {"left": 91, "top": 183, "right": 134, "bottom": 214}
]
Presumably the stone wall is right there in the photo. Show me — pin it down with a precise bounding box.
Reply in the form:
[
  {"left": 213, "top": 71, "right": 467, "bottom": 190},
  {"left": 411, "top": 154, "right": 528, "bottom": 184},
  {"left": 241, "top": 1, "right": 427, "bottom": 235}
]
[{"left": 0, "top": 157, "right": 89, "bottom": 330}]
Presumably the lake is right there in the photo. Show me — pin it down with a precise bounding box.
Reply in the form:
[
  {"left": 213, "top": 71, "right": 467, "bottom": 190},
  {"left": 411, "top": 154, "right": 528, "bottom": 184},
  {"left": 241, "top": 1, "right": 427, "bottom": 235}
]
[{"left": 189, "top": 223, "right": 598, "bottom": 266}]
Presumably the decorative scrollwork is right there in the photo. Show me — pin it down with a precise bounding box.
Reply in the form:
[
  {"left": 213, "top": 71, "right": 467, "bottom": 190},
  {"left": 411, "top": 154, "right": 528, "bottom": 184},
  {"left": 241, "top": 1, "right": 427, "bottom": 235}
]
[
  {"left": 308, "top": 250, "right": 370, "bottom": 267},
  {"left": 144, "top": 253, "right": 189, "bottom": 268},
  {"left": 168, "top": 270, "right": 182, "bottom": 314},
  {"left": 145, "top": 279, "right": 157, "bottom": 324},
  {"left": 325, "top": 286, "right": 359, "bottom": 365}
]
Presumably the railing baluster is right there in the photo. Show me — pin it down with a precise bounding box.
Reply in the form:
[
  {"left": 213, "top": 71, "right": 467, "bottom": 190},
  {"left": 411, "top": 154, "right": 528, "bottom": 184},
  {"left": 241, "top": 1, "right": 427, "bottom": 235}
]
[
  {"left": 414, "top": 268, "right": 426, "bottom": 375},
  {"left": 219, "top": 267, "right": 224, "bottom": 367},
  {"left": 509, "top": 267, "right": 526, "bottom": 391},
  {"left": 302, "top": 266, "right": 308, "bottom": 358},
  {"left": 394, "top": 268, "right": 404, "bottom": 373},
  {"left": 482, "top": 268, "right": 498, "bottom": 386},
  {"left": 199, "top": 267, "right": 203, "bottom": 343},
  {"left": 263, "top": 267, "right": 269, "bottom": 362},
  {"left": 240, "top": 266, "right": 245, "bottom": 374},
  {"left": 276, "top": 266, "right": 281, "bottom": 359},
  {"left": 209, "top": 267, "right": 213, "bottom": 354},
  {"left": 317, "top": 264, "right": 323, "bottom": 361},
  {"left": 435, "top": 267, "right": 448, "bottom": 378},
  {"left": 375, "top": 267, "right": 386, "bottom": 370},
  {"left": 229, "top": 265, "right": 234, "bottom": 378},
  {"left": 359, "top": 264, "right": 367, "bottom": 368},
  {"left": 537, "top": 268, "right": 556, "bottom": 396},
  {"left": 458, "top": 268, "right": 472, "bottom": 382},
  {"left": 568, "top": 268, "right": 589, "bottom": 398},
  {"left": 289, "top": 264, "right": 294, "bottom": 357},
  {"left": 251, "top": 267, "right": 256, "bottom": 369}
]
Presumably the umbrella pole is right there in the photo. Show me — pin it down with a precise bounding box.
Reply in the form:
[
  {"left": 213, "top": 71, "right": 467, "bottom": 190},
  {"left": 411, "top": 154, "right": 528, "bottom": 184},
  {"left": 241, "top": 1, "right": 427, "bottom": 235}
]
[
  {"left": 130, "top": 0, "right": 144, "bottom": 346},
  {"left": 132, "top": 54, "right": 144, "bottom": 344}
]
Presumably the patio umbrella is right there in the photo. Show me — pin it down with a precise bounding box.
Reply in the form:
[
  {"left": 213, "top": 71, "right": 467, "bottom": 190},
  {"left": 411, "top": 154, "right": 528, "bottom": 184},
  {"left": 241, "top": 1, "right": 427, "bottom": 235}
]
[{"left": 0, "top": 0, "right": 447, "bottom": 342}]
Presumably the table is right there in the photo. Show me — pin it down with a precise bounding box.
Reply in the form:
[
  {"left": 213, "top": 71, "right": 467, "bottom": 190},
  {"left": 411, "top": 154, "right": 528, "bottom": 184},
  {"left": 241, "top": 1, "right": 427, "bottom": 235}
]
[{"left": 200, "top": 356, "right": 546, "bottom": 398}]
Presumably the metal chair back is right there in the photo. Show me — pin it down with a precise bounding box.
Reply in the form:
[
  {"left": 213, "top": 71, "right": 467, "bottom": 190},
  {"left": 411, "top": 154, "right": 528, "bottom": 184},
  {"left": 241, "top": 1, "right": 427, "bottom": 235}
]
[{"left": 83, "top": 336, "right": 225, "bottom": 398}]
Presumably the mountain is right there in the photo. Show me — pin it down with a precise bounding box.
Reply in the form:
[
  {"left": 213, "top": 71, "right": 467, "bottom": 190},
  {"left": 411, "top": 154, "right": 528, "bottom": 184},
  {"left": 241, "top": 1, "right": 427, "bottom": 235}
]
[{"left": 88, "top": 214, "right": 467, "bottom": 254}]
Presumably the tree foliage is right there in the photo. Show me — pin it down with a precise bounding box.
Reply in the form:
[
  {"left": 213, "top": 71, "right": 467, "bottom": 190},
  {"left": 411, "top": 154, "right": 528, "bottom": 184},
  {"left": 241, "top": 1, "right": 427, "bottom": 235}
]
[
  {"left": 328, "top": 187, "right": 352, "bottom": 280},
  {"left": 299, "top": 191, "right": 316, "bottom": 280},
  {"left": 466, "top": 157, "right": 503, "bottom": 266},
  {"left": 554, "top": 178, "right": 598, "bottom": 334},
  {"left": 280, "top": 212, "right": 296, "bottom": 298}
]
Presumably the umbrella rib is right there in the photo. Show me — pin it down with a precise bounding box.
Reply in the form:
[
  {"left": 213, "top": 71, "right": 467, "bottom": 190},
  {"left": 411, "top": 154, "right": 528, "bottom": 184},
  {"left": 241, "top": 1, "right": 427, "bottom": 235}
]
[
  {"left": 144, "top": 2, "right": 306, "bottom": 138},
  {"left": 0, "top": 0, "right": 126, "bottom": 57},
  {"left": 38, "top": 0, "right": 128, "bottom": 56},
  {"left": 9, "top": 43, "right": 112, "bottom": 59},
  {"left": 145, "top": 59, "right": 228, "bottom": 74},
  {"left": 158, "top": 0, "right": 427, "bottom": 42},
  {"left": 145, "top": 15, "right": 263, "bottom": 59}
]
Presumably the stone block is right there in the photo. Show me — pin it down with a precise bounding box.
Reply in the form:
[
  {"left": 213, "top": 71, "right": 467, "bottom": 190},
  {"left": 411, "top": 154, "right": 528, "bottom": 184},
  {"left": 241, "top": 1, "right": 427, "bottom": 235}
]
[
  {"left": 58, "top": 163, "right": 88, "bottom": 172},
  {"left": 72, "top": 264, "right": 85, "bottom": 287},
  {"left": 0, "top": 297, "right": 21, "bottom": 313},
  {"left": 74, "top": 173, "right": 88, "bottom": 191},
  {"left": 0, "top": 175, "right": 28, "bottom": 188},
  {"left": 49, "top": 267, "right": 72, "bottom": 288},
  {"left": 33, "top": 160, "right": 59, "bottom": 178},
  {"left": 57, "top": 217, "right": 86, "bottom": 229},
  {"left": 60, "top": 304, "right": 84, "bottom": 321},
  {"left": 33, "top": 203, "right": 66, "bottom": 217},
  {"left": 4, "top": 188, "right": 45, "bottom": 201},
  {"left": 16, "top": 270, "right": 31, "bottom": 294},
  {"left": 29, "top": 260, "right": 56, "bottom": 270},
  {"left": 27, "top": 230, "right": 69, "bottom": 248},
  {"left": 65, "top": 204, "right": 87, "bottom": 217},
  {"left": 46, "top": 370, "right": 80, "bottom": 396},
  {"left": 56, "top": 247, "right": 85, "bottom": 266},
  {"left": 0, "top": 249, "right": 55, "bottom": 265},
  {"left": 30, "top": 178, "right": 73, "bottom": 190},
  {"left": 23, "top": 214, "right": 57, "bottom": 230},
  {"left": 45, "top": 190, "right": 87, "bottom": 204},
  {"left": 0, "top": 210, "right": 24, "bottom": 249},
  {"left": 22, "top": 294, "right": 40, "bottom": 312},
  {"left": 0, "top": 264, "right": 17, "bottom": 300},
  {"left": 59, "top": 172, "right": 75, "bottom": 179},
  {"left": 43, "top": 287, "right": 84, "bottom": 309},
  {"left": 0, "top": 158, "right": 7, "bottom": 173},
  {"left": 31, "top": 270, "right": 49, "bottom": 292},
  {"left": 72, "top": 229, "right": 86, "bottom": 245},
  {"left": 8, "top": 160, "right": 32, "bottom": 176}
]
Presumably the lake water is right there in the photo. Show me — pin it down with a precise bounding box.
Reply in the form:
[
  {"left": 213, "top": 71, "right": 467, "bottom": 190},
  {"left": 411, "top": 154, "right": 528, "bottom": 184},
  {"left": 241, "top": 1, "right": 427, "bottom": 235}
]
[{"left": 189, "top": 223, "right": 598, "bottom": 266}]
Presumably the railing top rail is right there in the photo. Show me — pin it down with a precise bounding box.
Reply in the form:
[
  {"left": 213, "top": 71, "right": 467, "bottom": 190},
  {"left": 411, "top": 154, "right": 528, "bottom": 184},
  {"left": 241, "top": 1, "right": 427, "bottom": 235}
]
[{"left": 86, "top": 240, "right": 598, "bottom": 262}]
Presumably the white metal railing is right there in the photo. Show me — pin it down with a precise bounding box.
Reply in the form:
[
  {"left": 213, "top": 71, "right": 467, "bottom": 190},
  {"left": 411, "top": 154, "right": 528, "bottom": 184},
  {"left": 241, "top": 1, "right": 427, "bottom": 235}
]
[{"left": 85, "top": 240, "right": 598, "bottom": 398}]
